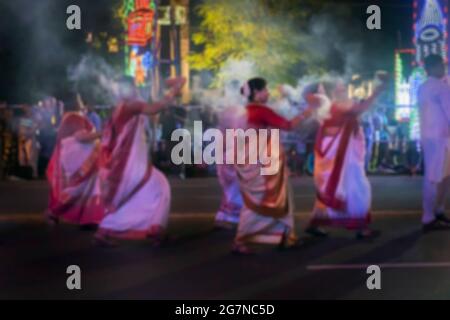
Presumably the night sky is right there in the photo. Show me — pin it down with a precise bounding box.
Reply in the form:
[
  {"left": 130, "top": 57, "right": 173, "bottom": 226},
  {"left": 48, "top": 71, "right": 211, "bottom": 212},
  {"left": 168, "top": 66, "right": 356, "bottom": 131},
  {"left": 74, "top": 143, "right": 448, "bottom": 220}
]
[{"left": 0, "top": 0, "right": 418, "bottom": 103}]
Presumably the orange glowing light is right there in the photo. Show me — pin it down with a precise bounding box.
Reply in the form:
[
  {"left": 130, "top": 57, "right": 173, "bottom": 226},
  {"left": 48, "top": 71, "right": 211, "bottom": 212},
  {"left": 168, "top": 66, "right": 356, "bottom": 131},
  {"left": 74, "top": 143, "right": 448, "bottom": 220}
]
[{"left": 127, "top": 9, "right": 154, "bottom": 47}]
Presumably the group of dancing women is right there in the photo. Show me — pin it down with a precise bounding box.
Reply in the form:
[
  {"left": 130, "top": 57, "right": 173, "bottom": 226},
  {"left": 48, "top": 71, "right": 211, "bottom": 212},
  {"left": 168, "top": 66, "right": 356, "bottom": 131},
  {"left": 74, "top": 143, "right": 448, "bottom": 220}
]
[{"left": 45, "top": 72, "right": 390, "bottom": 254}]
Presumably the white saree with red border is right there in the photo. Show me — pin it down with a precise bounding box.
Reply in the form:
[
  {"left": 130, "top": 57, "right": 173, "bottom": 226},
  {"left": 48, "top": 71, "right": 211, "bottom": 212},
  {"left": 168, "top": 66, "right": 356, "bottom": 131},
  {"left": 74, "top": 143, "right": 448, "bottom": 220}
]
[
  {"left": 234, "top": 104, "right": 297, "bottom": 245},
  {"left": 46, "top": 112, "right": 104, "bottom": 225},
  {"left": 311, "top": 111, "right": 371, "bottom": 230},
  {"left": 98, "top": 103, "right": 171, "bottom": 239}
]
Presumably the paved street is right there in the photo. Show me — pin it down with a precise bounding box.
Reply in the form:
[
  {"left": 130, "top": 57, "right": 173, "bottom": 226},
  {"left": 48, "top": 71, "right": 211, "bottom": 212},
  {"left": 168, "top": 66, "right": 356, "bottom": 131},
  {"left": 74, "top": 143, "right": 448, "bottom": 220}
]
[{"left": 2, "top": 176, "right": 450, "bottom": 299}]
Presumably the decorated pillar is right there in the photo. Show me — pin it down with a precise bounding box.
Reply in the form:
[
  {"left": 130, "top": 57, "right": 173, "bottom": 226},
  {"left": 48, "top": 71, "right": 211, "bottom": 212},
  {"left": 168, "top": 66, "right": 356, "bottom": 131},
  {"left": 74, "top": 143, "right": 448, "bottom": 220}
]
[
  {"left": 121, "top": 0, "right": 158, "bottom": 90},
  {"left": 413, "top": 0, "right": 448, "bottom": 66}
]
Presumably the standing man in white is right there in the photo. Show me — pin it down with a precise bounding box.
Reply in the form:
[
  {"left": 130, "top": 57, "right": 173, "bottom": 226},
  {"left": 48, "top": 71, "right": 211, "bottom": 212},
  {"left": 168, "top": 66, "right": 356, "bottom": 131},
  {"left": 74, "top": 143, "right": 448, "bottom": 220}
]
[{"left": 418, "top": 54, "right": 450, "bottom": 232}]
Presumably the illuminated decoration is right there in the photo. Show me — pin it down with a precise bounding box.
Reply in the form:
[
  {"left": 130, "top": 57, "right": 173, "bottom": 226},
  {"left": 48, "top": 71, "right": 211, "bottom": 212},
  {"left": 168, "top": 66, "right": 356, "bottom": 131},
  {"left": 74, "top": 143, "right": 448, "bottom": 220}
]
[
  {"left": 413, "top": 0, "right": 448, "bottom": 65},
  {"left": 394, "top": 50, "right": 419, "bottom": 128},
  {"left": 395, "top": 107, "right": 412, "bottom": 123},
  {"left": 120, "top": 0, "right": 156, "bottom": 22},
  {"left": 108, "top": 37, "right": 119, "bottom": 53},
  {"left": 406, "top": 0, "right": 446, "bottom": 138},
  {"left": 395, "top": 52, "right": 407, "bottom": 106},
  {"left": 409, "top": 108, "right": 421, "bottom": 141},
  {"left": 397, "top": 83, "right": 411, "bottom": 106},
  {"left": 136, "top": 0, "right": 151, "bottom": 10},
  {"left": 404, "top": 67, "right": 426, "bottom": 139},
  {"left": 158, "top": 6, "right": 187, "bottom": 26},
  {"left": 394, "top": 52, "right": 414, "bottom": 122},
  {"left": 120, "top": 0, "right": 157, "bottom": 87},
  {"left": 409, "top": 67, "right": 427, "bottom": 106},
  {"left": 395, "top": 51, "right": 413, "bottom": 108},
  {"left": 128, "top": 46, "right": 154, "bottom": 87},
  {"left": 127, "top": 9, "right": 155, "bottom": 46}
]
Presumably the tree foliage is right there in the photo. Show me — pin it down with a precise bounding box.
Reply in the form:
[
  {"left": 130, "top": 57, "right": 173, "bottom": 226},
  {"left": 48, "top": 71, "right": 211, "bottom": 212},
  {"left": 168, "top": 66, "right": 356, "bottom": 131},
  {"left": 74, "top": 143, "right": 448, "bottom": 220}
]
[{"left": 190, "top": 0, "right": 337, "bottom": 86}]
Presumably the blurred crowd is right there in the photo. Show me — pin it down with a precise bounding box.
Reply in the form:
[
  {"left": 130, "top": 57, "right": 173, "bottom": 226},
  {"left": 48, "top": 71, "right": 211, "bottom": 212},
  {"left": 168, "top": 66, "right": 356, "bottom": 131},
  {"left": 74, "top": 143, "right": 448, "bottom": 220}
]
[
  {"left": 0, "top": 98, "right": 62, "bottom": 180},
  {"left": 0, "top": 95, "right": 424, "bottom": 182},
  {"left": 0, "top": 97, "right": 110, "bottom": 181},
  {"left": 0, "top": 96, "right": 211, "bottom": 181}
]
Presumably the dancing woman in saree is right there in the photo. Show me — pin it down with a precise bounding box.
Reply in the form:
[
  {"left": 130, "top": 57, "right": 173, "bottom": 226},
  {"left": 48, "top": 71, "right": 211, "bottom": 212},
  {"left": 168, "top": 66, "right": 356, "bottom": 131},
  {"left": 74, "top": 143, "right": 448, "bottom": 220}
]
[
  {"left": 305, "top": 75, "right": 388, "bottom": 239},
  {"left": 46, "top": 112, "right": 104, "bottom": 227},
  {"left": 94, "top": 77, "right": 185, "bottom": 246},
  {"left": 232, "top": 78, "right": 315, "bottom": 254}
]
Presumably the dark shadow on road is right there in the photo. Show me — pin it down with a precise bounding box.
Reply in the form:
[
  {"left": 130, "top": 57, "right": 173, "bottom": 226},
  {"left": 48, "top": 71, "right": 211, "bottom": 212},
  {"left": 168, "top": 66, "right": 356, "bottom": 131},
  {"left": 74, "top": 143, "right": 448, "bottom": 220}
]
[
  {"left": 251, "top": 229, "right": 422, "bottom": 299},
  {"left": 99, "top": 235, "right": 357, "bottom": 299}
]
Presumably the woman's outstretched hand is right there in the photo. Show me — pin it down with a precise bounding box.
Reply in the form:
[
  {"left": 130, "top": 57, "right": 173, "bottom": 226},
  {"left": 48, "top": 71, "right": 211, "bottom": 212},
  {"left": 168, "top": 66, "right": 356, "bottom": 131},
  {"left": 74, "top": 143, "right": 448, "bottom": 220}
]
[
  {"left": 142, "top": 77, "right": 187, "bottom": 115},
  {"left": 165, "top": 77, "right": 186, "bottom": 100}
]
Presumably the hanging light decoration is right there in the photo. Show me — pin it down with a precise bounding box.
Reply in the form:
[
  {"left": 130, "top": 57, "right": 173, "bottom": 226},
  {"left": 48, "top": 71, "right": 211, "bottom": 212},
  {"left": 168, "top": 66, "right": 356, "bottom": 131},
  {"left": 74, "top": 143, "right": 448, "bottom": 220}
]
[{"left": 120, "top": 0, "right": 157, "bottom": 87}]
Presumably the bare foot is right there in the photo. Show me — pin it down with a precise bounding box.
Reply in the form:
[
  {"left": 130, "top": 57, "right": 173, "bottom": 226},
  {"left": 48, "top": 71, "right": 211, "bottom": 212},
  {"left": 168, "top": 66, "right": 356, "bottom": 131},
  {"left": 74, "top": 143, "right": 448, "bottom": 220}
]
[
  {"left": 45, "top": 212, "right": 59, "bottom": 227},
  {"left": 356, "top": 229, "right": 381, "bottom": 240},
  {"left": 214, "top": 220, "right": 236, "bottom": 231},
  {"left": 93, "top": 233, "right": 118, "bottom": 247},
  {"left": 231, "top": 243, "right": 254, "bottom": 255}
]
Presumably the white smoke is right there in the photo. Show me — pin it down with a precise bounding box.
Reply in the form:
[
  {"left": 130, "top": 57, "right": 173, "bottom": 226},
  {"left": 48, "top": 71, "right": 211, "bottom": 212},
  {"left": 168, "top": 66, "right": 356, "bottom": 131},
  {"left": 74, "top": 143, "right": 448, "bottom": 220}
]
[
  {"left": 308, "top": 13, "right": 364, "bottom": 78},
  {"left": 271, "top": 74, "right": 345, "bottom": 124},
  {"left": 216, "top": 60, "right": 257, "bottom": 87},
  {"left": 68, "top": 55, "right": 127, "bottom": 105},
  {"left": 193, "top": 60, "right": 254, "bottom": 111}
]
